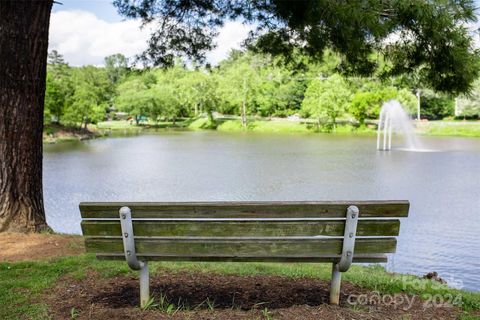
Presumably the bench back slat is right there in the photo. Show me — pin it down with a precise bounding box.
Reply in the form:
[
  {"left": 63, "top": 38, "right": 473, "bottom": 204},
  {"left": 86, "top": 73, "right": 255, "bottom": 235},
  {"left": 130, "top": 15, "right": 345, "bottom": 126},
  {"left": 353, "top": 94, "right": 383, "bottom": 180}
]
[
  {"left": 85, "top": 237, "right": 397, "bottom": 257},
  {"left": 80, "top": 201, "right": 409, "bottom": 219},
  {"left": 81, "top": 219, "right": 401, "bottom": 237}
]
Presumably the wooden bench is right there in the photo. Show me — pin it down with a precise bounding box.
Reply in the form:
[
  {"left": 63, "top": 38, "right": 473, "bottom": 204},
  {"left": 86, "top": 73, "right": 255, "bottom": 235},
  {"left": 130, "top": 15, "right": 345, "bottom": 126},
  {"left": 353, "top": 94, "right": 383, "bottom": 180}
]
[{"left": 80, "top": 201, "right": 409, "bottom": 307}]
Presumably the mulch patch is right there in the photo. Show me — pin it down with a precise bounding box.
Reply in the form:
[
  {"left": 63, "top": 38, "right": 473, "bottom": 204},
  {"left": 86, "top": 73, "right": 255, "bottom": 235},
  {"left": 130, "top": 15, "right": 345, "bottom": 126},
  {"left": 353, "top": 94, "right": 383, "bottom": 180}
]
[{"left": 43, "top": 270, "right": 465, "bottom": 319}]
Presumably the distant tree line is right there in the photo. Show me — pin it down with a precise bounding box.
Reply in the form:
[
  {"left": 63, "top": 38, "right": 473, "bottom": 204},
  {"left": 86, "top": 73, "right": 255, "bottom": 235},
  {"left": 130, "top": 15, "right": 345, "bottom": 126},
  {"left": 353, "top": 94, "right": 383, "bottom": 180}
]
[{"left": 44, "top": 50, "right": 480, "bottom": 130}]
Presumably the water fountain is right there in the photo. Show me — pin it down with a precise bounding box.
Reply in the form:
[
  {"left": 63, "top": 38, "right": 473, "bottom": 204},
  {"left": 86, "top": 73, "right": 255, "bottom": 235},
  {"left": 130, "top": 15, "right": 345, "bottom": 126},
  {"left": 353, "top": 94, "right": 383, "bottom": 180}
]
[{"left": 377, "top": 100, "right": 419, "bottom": 151}]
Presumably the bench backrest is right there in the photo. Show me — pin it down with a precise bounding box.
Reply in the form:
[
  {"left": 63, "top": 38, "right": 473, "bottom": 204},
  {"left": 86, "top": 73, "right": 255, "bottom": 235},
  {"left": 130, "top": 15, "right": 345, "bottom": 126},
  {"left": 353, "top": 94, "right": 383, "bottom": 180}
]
[{"left": 80, "top": 201, "right": 409, "bottom": 263}]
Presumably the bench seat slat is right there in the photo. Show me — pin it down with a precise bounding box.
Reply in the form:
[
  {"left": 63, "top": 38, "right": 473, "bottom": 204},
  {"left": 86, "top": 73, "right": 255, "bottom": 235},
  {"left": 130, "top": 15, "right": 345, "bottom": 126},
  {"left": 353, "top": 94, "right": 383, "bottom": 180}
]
[
  {"left": 95, "top": 253, "right": 389, "bottom": 263},
  {"left": 81, "top": 220, "right": 400, "bottom": 237},
  {"left": 80, "top": 201, "right": 409, "bottom": 219},
  {"left": 85, "top": 237, "right": 397, "bottom": 256}
]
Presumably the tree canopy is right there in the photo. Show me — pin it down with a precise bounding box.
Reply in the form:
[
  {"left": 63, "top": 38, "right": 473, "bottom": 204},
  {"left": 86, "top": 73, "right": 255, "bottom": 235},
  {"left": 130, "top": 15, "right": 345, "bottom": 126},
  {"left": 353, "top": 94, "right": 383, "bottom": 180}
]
[{"left": 113, "top": 0, "right": 480, "bottom": 94}]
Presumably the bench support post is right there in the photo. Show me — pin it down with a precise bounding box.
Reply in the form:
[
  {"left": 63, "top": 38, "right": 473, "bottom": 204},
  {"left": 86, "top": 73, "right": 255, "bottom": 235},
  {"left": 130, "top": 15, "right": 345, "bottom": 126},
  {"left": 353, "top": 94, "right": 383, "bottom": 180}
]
[
  {"left": 330, "top": 263, "right": 341, "bottom": 305},
  {"left": 329, "top": 205, "right": 359, "bottom": 304},
  {"left": 119, "top": 206, "right": 150, "bottom": 308},
  {"left": 139, "top": 262, "right": 149, "bottom": 308}
]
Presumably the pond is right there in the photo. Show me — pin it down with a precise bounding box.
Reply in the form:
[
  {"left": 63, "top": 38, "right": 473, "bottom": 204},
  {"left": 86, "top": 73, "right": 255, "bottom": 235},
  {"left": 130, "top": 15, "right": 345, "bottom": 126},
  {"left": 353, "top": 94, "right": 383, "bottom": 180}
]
[{"left": 43, "top": 131, "right": 480, "bottom": 291}]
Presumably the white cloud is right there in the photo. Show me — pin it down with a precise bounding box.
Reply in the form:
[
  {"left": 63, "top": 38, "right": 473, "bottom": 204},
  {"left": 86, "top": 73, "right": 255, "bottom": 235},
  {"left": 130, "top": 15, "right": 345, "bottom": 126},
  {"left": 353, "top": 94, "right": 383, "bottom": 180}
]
[
  {"left": 49, "top": 10, "right": 150, "bottom": 66},
  {"left": 206, "top": 21, "right": 253, "bottom": 65},
  {"left": 467, "top": 21, "right": 480, "bottom": 49},
  {"left": 49, "top": 10, "right": 252, "bottom": 66}
]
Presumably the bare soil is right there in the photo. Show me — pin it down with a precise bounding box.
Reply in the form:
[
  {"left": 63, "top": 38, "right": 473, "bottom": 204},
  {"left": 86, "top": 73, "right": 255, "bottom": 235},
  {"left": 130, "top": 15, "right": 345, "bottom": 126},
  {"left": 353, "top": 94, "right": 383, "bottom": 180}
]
[
  {"left": 45, "top": 270, "right": 464, "bottom": 320},
  {"left": 0, "top": 232, "right": 84, "bottom": 262}
]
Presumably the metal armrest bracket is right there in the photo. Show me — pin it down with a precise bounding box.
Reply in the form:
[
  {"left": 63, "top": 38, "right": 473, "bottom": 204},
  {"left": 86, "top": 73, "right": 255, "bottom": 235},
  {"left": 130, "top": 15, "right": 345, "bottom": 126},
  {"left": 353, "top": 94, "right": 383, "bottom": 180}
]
[
  {"left": 338, "top": 205, "right": 359, "bottom": 272},
  {"left": 119, "top": 206, "right": 145, "bottom": 270}
]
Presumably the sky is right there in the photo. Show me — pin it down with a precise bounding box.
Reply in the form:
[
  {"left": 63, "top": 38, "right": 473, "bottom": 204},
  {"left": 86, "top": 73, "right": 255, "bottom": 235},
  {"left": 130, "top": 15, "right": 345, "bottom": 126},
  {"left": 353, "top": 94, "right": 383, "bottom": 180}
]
[
  {"left": 50, "top": 0, "right": 480, "bottom": 67},
  {"left": 49, "top": 0, "right": 252, "bottom": 66}
]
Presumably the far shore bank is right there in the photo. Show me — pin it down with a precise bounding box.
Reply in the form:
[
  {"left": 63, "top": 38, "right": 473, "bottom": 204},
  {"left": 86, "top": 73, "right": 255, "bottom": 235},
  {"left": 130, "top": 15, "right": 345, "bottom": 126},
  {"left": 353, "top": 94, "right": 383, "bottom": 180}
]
[
  {"left": 43, "top": 118, "right": 480, "bottom": 144},
  {"left": 43, "top": 123, "right": 102, "bottom": 144}
]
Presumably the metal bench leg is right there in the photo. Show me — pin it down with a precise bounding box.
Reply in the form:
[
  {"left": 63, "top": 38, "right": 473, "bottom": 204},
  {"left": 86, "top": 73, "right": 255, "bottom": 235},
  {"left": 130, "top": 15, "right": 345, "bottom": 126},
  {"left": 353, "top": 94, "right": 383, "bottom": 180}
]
[
  {"left": 139, "top": 262, "right": 150, "bottom": 308},
  {"left": 119, "top": 206, "right": 150, "bottom": 308},
  {"left": 330, "top": 263, "right": 341, "bottom": 304}
]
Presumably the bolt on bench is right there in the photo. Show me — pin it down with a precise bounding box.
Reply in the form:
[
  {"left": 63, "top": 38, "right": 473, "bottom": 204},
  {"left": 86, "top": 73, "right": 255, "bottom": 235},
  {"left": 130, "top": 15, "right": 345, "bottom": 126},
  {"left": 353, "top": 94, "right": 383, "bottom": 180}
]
[{"left": 80, "top": 201, "right": 409, "bottom": 308}]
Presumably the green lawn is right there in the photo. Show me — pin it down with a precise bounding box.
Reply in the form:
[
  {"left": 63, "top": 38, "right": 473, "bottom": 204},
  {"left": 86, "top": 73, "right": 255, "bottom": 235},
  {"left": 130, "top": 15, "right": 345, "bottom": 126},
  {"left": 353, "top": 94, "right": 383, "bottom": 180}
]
[
  {"left": 188, "top": 117, "right": 378, "bottom": 134},
  {"left": 417, "top": 121, "right": 480, "bottom": 137},
  {"left": 1, "top": 253, "right": 479, "bottom": 319}
]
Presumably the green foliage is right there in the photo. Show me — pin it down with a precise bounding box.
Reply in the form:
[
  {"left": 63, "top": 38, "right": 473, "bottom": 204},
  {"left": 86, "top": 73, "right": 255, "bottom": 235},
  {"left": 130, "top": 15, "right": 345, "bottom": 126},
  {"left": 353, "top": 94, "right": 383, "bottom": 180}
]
[
  {"left": 116, "top": 64, "right": 219, "bottom": 124},
  {"left": 48, "top": 50, "right": 65, "bottom": 65},
  {"left": 216, "top": 52, "right": 260, "bottom": 118},
  {"left": 63, "top": 66, "right": 111, "bottom": 128},
  {"left": 44, "top": 72, "right": 64, "bottom": 123},
  {"left": 349, "top": 84, "right": 417, "bottom": 124},
  {"left": 115, "top": 73, "right": 155, "bottom": 119},
  {"left": 396, "top": 88, "right": 418, "bottom": 116},
  {"left": 301, "top": 74, "right": 351, "bottom": 129},
  {"left": 104, "top": 53, "right": 129, "bottom": 85},
  {"left": 457, "top": 80, "right": 480, "bottom": 119},
  {"left": 44, "top": 51, "right": 74, "bottom": 124},
  {"left": 420, "top": 90, "right": 455, "bottom": 120}
]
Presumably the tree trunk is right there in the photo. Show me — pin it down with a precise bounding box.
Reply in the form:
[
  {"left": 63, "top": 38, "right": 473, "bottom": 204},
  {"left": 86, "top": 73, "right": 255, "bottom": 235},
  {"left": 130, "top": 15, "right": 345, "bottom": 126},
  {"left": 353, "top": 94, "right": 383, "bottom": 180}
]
[
  {"left": 241, "top": 78, "right": 247, "bottom": 127},
  {"left": 241, "top": 101, "right": 246, "bottom": 127},
  {"left": 0, "top": 0, "right": 53, "bottom": 232}
]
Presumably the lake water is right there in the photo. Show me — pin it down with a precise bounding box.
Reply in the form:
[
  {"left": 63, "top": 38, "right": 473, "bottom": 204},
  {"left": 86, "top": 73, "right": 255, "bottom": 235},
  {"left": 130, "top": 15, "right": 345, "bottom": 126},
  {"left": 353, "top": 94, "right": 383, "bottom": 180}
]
[{"left": 43, "top": 131, "right": 480, "bottom": 291}]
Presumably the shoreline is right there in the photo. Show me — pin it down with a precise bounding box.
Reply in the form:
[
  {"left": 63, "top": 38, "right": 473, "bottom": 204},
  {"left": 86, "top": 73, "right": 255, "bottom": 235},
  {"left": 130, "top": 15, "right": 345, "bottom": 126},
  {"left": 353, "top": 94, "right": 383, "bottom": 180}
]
[
  {"left": 43, "top": 123, "right": 102, "bottom": 144},
  {"left": 43, "top": 118, "right": 480, "bottom": 144}
]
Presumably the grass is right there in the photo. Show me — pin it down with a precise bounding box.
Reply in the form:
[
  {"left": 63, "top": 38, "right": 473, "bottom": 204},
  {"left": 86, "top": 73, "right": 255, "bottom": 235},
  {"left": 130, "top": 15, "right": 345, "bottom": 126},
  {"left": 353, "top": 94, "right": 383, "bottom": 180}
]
[
  {"left": 187, "top": 117, "right": 217, "bottom": 130},
  {"left": 189, "top": 118, "right": 378, "bottom": 134},
  {"left": 418, "top": 121, "right": 480, "bottom": 137},
  {"left": 95, "top": 120, "right": 144, "bottom": 130},
  {"left": 1, "top": 253, "right": 479, "bottom": 319},
  {"left": 218, "top": 119, "right": 312, "bottom": 133}
]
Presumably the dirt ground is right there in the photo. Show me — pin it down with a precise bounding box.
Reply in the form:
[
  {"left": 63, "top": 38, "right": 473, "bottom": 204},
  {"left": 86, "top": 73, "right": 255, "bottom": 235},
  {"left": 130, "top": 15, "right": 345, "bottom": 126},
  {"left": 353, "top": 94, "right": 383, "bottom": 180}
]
[
  {"left": 45, "top": 271, "right": 464, "bottom": 320},
  {"left": 0, "top": 232, "right": 84, "bottom": 262}
]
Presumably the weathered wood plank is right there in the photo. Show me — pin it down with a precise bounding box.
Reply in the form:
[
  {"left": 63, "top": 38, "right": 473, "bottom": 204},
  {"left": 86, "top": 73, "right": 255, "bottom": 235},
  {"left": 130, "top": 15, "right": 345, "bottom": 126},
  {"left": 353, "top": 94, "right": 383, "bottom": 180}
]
[
  {"left": 84, "top": 237, "right": 397, "bottom": 256},
  {"left": 96, "top": 253, "right": 389, "bottom": 263},
  {"left": 81, "top": 219, "right": 400, "bottom": 237},
  {"left": 79, "top": 201, "right": 409, "bottom": 218}
]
